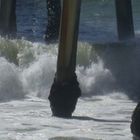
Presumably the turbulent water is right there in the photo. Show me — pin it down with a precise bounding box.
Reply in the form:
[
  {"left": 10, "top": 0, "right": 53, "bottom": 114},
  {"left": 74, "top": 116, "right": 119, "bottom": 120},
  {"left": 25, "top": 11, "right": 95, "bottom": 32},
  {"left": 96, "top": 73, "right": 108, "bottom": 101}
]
[{"left": 0, "top": 0, "right": 140, "bottom": 140}]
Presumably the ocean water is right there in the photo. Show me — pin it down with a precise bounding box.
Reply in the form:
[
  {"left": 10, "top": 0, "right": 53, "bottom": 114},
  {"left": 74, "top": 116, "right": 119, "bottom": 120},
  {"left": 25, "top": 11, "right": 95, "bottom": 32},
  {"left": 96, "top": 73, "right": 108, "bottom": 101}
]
[{"left": 0, "top": 0, "right": 140, "bottom": 140}]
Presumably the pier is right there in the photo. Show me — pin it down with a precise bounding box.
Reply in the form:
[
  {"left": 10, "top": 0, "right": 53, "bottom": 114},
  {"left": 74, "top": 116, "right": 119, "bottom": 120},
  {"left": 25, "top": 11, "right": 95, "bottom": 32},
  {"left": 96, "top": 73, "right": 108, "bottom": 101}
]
[
  {"left": 45, "top": 0, "right": 61, "bottom": 41},
  {"left": 115, "top": 0, "right": 134, "bottom": 40},
  {"left": 0, "top": 0, "right": 16, "bottom": 36},
  {"left": 48, "top": 0, "right": 81, "bottom": 118},
  {"left": 0, "top": 0, "right": 136, "bottom": 118},
  {"left": 48, "top": 0, "right": 135, "bottom": 118}
]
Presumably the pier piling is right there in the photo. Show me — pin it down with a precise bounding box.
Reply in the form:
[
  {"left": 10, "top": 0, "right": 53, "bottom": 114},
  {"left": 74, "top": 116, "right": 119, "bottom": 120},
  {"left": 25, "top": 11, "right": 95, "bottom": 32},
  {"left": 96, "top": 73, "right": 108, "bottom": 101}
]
[
  {"left": 45, "top": 0, "right": 61, "bottom": 42},
  {"left": 48, "top": 0, "right": 81, "bottom": 118},
  {"left": 0, "top": 0, "right": 17, "bottom": 36},
  {"left": 115, "top": 0, "right": 134, "bottom": 40}
]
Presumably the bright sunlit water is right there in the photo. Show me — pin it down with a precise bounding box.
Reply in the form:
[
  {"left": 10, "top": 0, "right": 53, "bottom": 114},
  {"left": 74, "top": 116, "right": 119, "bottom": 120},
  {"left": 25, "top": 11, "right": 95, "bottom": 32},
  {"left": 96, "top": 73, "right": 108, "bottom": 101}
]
[{"left": 1, "top": 0, "right": 140, "bottom": 140}]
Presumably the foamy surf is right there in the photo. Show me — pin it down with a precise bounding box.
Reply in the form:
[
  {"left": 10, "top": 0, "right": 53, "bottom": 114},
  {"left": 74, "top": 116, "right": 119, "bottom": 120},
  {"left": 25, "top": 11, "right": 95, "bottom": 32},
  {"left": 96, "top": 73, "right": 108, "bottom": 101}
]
[
  {"left": 0, "top": 37, "right": 140, "bottom": 100},
  {"left": 0, "top": 37, "right": 139, "bottom": 139},
  {"left": 0, "top": 93, "right": 136, "bottom": 140}
]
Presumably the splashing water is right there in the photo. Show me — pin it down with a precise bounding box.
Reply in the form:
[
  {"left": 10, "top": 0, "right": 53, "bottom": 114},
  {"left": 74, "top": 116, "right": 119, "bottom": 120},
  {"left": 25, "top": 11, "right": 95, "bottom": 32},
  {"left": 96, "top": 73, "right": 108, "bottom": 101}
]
[
  {"left": 0, "top": 37, "right": 139, "bottom": 140},
  {"left": 0, "top": 57, "right": 25, "bottom": 101},
  {"left": 1, "top": 0, "right": 140, "bottom": 139},
  {"left": 0, "top": 37, "right": 140, "bottom": 100}
]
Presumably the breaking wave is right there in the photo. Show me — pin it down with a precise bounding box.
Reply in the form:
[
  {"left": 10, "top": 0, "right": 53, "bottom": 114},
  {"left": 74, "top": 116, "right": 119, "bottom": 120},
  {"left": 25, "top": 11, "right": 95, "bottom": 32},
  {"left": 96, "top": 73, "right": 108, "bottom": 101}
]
[{"left": 0, "top": 36, "right": 140, "bottom": 101}]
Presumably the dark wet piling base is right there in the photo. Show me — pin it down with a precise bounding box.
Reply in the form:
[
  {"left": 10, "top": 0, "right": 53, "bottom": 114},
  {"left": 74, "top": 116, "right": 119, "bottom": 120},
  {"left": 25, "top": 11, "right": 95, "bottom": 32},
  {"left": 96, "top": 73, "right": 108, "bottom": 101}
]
[
  {"left": 131, "top": 102, "right": 140, "bottom": 138},
  {"left": 48, "top": 74, "right": 81, "bottom": 118}
]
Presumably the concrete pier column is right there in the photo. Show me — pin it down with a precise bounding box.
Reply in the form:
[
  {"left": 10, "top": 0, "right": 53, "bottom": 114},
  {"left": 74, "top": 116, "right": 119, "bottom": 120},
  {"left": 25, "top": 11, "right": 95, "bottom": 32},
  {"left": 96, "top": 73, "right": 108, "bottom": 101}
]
[
  {"left": 0, "top": 0, "right": 17, "bottom": 36},
  {"left": 115, "top": 0, "right": 134, "bottom": 40},
  {"left": 48, "top": 0, "right": 81, "bottom": 118},
  {"left": 45, "top": 0, "right": 61, "bottom": 42}
]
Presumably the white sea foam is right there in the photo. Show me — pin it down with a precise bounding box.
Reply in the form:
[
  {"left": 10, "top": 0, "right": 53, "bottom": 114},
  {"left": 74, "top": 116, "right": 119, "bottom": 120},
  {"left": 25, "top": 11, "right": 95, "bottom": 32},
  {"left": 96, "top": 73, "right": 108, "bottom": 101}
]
[
  {"left": 0, "top": 38, "right": 140, "bottom": 100},
  {"left": 76, "top": 59, "right": 116, "bottom": 96},
  {"left": 21, "top": 51, "right": 57, "bottom": 98},
  {"left": 0, "top": 38, "right": 139, "bottom": 140},
  {"left": 0, "top": 57, "right": 26, "bottom": 101},
  {"left": 17, "top": 41, "right": 116, "bottom": 98}
]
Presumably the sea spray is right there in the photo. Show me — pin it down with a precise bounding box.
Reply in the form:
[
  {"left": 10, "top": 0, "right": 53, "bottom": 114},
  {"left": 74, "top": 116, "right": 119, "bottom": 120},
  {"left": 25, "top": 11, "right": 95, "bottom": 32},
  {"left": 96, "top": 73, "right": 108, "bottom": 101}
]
[
  {"left": 18, "top": 41, "right": 116, "bottom": 98},
  {"left": 96, "top": 43, "right": 140, "bottom": 99},
  {"left": 1, "top": 38, "right": 139, "bottom": 101},
  {"left": 0, "top": 38, "right": 118, "bottom": 100},
  {"left": 18, "top": 42, "right": 58, "bottom": 68},
  {"left": 76, "top": 59, "right": 116, "bottom": 96},
  {"left": 0, "top": 57, "right": 26, "bottom": 101},
  {"left": 21, "top": 51, "right": 57, "bottom": 98},
  {"left": 0, "top": 36, "right": 19, "bottom": 64}
]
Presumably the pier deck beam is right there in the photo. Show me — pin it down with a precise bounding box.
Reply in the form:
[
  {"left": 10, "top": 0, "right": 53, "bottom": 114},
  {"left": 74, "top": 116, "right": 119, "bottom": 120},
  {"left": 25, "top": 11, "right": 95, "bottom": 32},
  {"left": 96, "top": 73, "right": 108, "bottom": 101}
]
[
  {"left": 0, "top": 0, "right": 17, "bottom": 36},
  {"left": 48, "top": 0, "right": 81, "bottom": 118},
  {"left": 115, "top": 0, "right": 135, "bottom": 40}
]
